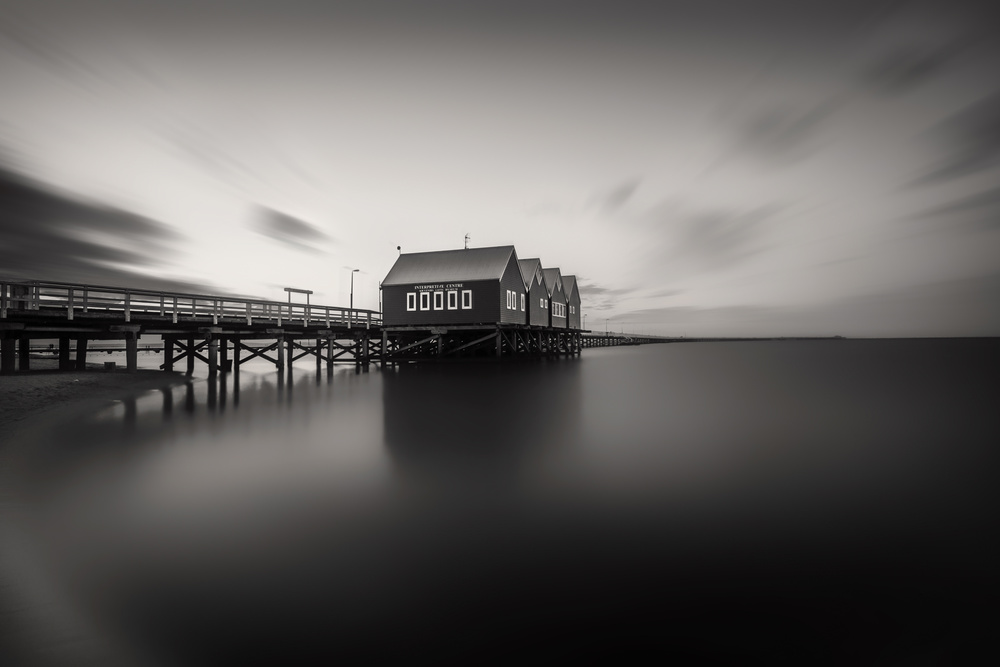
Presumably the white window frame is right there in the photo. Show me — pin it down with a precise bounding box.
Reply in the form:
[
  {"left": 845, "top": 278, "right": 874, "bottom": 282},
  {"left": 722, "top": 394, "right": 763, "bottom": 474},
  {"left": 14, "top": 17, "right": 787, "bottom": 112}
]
[
  {"left": 406, "top": 292, "right": 416, "bottom": 311},
  {"left": 433, "top": 291, "right": 444, "bottom": 310},
  {"left": 461, "top": 289, "right": 472, "bottom": 309},
  {"left": 447, "top": 290, "right": 458, "bottom": 310},
  {"left": 506, "top": 290, "right": 511, "bottom": 309},
  {"left": 520, "top": 293, "right": 525, "bottom": 311},
  {"left": 419, "top": 292, "right": 430, "bottom": 311}
]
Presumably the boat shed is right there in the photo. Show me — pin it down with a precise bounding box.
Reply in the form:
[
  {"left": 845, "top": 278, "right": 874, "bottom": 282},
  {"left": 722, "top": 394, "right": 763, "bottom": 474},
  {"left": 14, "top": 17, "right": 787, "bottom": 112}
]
[
  {"left": 542, "top": 268, "right": 568, "bottom": 329},
  {"left": 518, "top": 258, "right": 550, "bottom": 327},
  {"left": 381, "top": 246, "right": 526, "bottom": 326},
  {"left": 563, "top": 275, "right": 581, "bottom": 330}
]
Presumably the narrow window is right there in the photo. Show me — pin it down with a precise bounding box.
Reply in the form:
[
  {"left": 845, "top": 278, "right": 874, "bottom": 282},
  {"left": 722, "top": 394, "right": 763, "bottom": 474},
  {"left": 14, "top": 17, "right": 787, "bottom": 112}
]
[
  {"left": 506, "top": 290, "right": 511, "bottom": 309},
  {"left": 419, "top": 292, "right": 430, "bottom": 311},
  {"left": 433, "top": 291, "right": 444, "bottom": 310},
  {"left": 520, "top": 293, "right": 525, "bottom": 311},
  {"left": 461, "top": 290, "right": 472, "bottom": 309},
  {"left": 540, "top": 298, "right": 544, "bottom": 309},
  {"left": 406, "top": 293, "right": 416, "bottom": 311},
  {"left": 447, "top": 290, "right": 458, "bottom": 310}
]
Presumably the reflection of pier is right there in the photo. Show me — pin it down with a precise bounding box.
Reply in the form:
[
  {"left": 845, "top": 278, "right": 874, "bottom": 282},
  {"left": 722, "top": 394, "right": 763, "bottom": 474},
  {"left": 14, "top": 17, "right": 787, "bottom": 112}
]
[{"left": 1, "top": 279, "right": 670, "bottom": 375}]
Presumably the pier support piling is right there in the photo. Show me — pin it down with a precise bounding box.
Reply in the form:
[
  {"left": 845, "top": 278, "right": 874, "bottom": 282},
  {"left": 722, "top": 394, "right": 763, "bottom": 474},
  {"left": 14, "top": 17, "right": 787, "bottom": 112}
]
[
  {"left": 75, "top": 338, "right": 88, "bottom": 370},
  {"left": 207, "top": 335, "right": 218, "bottom": 378},
  {"left": 0, "top": 336, "right": 14, "bottom": 375},
  {"left": 125, "top": 335, "right": 137, "bottom": 372},
  {"left": 186, "top": 336, "right": 195, "bottom": 375},
  {"left": 163, "top": 338, "right": 174, "bottom": 372},
  {"left": 18, "top": 337, "right": 30, "bottom": 372},
  {"left": 233, "top": 337, "right": 241, "bottom": 378},
  {"left": 59, "top": 337, "right": 72, "bottom": 371}
]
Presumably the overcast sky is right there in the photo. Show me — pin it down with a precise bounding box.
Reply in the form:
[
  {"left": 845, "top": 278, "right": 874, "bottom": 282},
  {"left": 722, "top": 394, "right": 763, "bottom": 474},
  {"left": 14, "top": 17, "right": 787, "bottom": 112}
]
[{"left": 2, "top": 0, "right": 999, "bottom": 336}]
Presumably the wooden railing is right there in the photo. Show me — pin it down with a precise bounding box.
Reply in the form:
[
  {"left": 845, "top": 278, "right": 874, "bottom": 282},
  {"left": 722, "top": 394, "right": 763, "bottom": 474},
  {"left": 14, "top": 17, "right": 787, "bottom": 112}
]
[{"left": 0, "top": 279, "right": 381, "bottom": 329}]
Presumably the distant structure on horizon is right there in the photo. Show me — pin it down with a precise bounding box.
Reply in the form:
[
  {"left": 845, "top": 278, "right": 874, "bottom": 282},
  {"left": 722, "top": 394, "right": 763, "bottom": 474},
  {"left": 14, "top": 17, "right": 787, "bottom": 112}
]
[{"left": 380, "top": 245, "right": 583, "bottom": 329}]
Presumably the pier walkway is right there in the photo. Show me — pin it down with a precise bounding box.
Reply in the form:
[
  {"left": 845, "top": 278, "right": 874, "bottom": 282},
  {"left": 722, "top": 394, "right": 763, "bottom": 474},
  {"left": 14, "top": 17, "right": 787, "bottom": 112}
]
[{"left": 1, "top": 279, "right": 667, "bottom": 375}]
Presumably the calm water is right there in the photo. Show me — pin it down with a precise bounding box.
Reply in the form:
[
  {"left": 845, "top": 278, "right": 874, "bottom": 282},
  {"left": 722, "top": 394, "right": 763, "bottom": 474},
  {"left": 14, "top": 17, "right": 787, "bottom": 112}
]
[{"left": 3, "top": 340, "right": 999, "bottom": 664}]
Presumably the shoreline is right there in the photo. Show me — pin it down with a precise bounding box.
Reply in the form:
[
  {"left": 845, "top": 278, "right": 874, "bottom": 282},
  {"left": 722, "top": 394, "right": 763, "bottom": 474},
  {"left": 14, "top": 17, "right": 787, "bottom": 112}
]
[{"left": 0, "top": 368, "right": 188, "bottom": 447}]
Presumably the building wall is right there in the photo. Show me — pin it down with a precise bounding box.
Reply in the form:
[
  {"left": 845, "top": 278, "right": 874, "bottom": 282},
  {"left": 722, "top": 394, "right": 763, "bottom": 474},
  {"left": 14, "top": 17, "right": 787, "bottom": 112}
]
[
  {"left": 499, "top": 253, "right": 527, "bottom": 325},
  {"left": 382, "top": 279, "right": 500, "bottom": 326},
  {"left": 549, "top": 282, "right": 567, "bottom": 329},
  {"left": 527, "top": 272, "right": 548, "bottom": 327},
  {"left": 567, "top": 289, "right": 582, "bottom": 330}
]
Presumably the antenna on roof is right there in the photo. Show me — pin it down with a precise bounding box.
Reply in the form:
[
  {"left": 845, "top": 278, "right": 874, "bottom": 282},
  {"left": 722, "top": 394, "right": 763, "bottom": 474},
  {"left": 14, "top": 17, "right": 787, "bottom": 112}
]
[
  {"left": 464, "top": 233, "right": 470, "bottom": 250},
  {"left": 397, "top": 245, "right": 401, "bottom": 255}
]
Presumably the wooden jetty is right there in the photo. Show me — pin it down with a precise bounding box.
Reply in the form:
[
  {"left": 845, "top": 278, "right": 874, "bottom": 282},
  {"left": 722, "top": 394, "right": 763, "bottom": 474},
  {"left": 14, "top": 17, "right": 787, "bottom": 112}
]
[{"left": 1, "top": 279, "right": 668, "bottom": 375}]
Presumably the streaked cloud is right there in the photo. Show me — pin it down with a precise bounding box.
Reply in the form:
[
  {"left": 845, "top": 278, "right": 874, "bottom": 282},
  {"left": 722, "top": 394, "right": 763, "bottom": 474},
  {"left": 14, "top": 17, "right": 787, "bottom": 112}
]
[
  {"left": 916, "top": 90, "right": 1000, "bottom": 185},
  {"left": 589, "top": 178, "right": 641, "bottom": 214},
  {"left": 0, "top": 164, "right": 199, "bottom": 291},
  {"left": 861, "top": 39, "right": 970, "bottom": 95},
  {"left": 731, "top": 100, "right": 842, "bottom": 166},
  {"left": 252, "top": 206, "right": 333, "bottom": 254}
]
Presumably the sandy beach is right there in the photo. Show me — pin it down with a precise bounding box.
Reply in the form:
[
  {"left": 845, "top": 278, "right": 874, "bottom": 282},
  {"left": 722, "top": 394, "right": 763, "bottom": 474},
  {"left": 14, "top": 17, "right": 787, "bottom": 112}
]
[
  {"left": 0, "top": 367, "right": 186, "bottom": 435},
  {"left": 0, "top": 366, "right": 188, "bottom": 475}
]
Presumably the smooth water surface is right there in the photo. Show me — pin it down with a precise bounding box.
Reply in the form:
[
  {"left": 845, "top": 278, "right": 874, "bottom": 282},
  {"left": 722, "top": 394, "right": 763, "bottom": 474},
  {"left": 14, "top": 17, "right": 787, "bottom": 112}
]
[{"left": 3, "top": 340, "right": 999, "bottom": 664}]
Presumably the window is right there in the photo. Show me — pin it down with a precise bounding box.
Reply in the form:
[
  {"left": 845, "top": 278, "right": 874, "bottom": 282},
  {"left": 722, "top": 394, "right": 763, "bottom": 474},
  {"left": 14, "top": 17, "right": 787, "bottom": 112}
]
[
  {"left": 406, "top": 293, "right": 416, "bottom": 311},
  {"left": 506, "top": 290, "right": 511, "bottom": 309},
  {"left": 461, "top": 290, "right": 472, "bottom": 309},
  {"left": 520, "top": 293, "right": 525, "bottom": 311},
  {"left": 447, "top": 290, "right": 458, "bottom": 310},
  {"left": 540, "top": 298, "right": 545, "bottom": 309},
  {"left": 433, "top": 291, "right": 444, "bottom": 310},
  {"left": 419, "top": 292, "right": 430, "bottom": 311}
]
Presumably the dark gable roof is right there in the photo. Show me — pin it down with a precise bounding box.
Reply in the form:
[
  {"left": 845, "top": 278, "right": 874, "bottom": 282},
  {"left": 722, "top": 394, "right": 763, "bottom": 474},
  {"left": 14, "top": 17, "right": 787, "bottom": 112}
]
[
  {"left": 517, "top": 258, "right": 543, "bottom": 291},
  {"left": 542, "top": 268, "right": 563, "bottom": 298},
  {"left": 383, "top": 246, "right": 516, "bottom": 285},
  {"left": 563, "top": 275, "right": 578, "bottom": 300}
]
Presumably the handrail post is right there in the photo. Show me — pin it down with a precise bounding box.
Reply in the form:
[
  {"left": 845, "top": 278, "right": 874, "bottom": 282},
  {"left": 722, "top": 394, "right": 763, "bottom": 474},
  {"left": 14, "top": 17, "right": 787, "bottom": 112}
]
[
  {"left": 246, "top": 302, "right": 252, "bottom": 326},
  {"left": 367, "top": 311, "right": 371, "bottom": 329},
  {"left": 83, "top": 288, "right": 88, "bottom": 313},
  {"left": 213, "top": 299, "right": 219, "bottom": 325},
  {"left": 325, "top": 307, "right": 330, "bottom": 327},
  {"left": 0, "top": 282, "right": 6, "bottom": 319},
  {"left": 160, "top": 294, "right": 165, "bottom": 316},
  {"left": 68, "top": 287, "right": 74, "bottom": 321},
  {"left": 125, "top": 290, "right": 131, "bottom": 322},
  {"left": 172, "top": 296, "right": 178, "bottom": 324},
  {"left": 348, "top": 308, "right": 352, "bottom": 329},
  {"left": 305, "top": 304, "right": 310, "bottom": 328}
]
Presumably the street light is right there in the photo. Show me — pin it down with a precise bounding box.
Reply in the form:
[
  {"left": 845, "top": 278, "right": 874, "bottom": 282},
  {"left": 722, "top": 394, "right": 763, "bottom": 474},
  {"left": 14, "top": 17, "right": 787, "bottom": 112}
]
[
  {"left": 583, "top": 313, "right": 587, "bottom": 330},
  {"left": 605, "top": 318, "right": 608, "bottom": 336},
  {"left": 350, "top": 268, "right": 359, "bottom": 311}
]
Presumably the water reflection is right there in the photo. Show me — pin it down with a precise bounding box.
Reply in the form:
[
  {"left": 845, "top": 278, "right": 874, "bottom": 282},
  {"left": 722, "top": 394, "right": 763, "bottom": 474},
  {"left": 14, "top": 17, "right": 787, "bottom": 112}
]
[
  {"left": 2, "top": 341, "right": 998, "bottom": 664},
  {"left": 383, "top": 360, "right": 582, "bottom": 483}
]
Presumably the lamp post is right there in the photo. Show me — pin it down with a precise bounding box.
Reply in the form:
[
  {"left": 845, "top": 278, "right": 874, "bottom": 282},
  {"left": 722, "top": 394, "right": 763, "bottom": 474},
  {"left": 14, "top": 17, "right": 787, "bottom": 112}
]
[
  {"left": 583, "top": 313, "right": 587, "bottom": 330},
  {"left": 350, "top": 268, "right": 359, "bottom": 309},
  {"left": 605, "top": 319, "right": 608, "bottom": 336}
]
